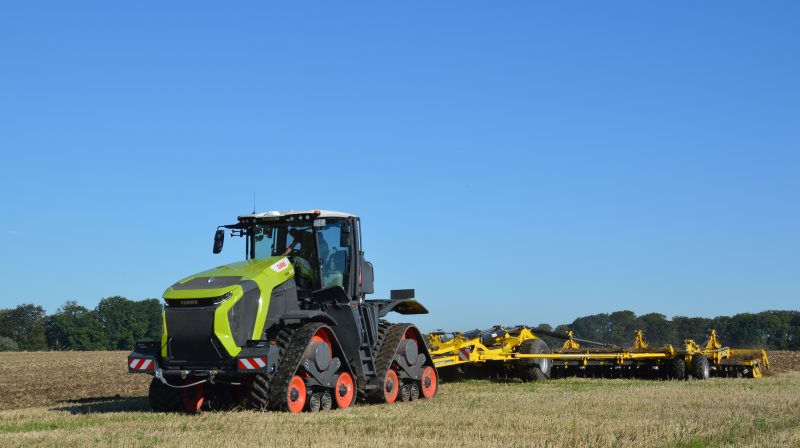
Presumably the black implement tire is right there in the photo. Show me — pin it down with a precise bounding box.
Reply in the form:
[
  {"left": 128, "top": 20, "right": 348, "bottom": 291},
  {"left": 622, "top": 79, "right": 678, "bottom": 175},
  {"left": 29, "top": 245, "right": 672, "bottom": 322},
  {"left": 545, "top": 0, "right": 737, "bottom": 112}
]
[
  {"left": 691, "top": 355, "right": 710, "bottom": 380},
  {"left": 517, "top": 338, "right": 551, "bottom": 381},
  {"left": 149, "top": 377, "right": 182, "bottom": 412},
  {"left": 670, "top": 358, "right": 687, "bottom": 380}
]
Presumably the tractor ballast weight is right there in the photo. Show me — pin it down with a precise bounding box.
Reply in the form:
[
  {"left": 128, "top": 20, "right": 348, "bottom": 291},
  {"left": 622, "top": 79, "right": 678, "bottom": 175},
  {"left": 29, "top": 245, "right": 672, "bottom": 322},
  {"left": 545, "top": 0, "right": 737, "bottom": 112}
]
[{"left": 129, "top": 210, "right": 437, "bottom": 413}]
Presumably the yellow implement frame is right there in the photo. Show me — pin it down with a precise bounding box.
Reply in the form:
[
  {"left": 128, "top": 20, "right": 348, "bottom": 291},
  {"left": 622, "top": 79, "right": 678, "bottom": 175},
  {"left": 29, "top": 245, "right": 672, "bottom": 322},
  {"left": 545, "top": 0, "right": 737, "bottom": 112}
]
[
  {"left": 698, "top": 329, "right": 769, "bottom": 378},
  {"left": 428, "top": 326, "right": 769, "bottom": 379}
]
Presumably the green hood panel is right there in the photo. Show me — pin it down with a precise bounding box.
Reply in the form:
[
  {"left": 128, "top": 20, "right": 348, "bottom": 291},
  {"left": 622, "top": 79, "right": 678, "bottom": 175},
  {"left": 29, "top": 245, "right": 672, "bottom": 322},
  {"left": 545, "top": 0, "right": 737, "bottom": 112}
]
[
  {"left": 161, "top": 257, "right": 296, "bottom": 357},
  {"left": 164, "top": 257, "right": 295, "bottom": 299}
]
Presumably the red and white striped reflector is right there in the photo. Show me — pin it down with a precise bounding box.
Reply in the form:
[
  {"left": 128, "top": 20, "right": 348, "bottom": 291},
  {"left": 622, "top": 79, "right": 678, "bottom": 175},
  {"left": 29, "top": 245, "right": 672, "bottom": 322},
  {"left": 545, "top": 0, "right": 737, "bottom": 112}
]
[
  {"left": 238, "top": 357, "right": 267, "bottom": 370},
  {"left": 129, "top": 357, "right": 154, "bottom": 371}
]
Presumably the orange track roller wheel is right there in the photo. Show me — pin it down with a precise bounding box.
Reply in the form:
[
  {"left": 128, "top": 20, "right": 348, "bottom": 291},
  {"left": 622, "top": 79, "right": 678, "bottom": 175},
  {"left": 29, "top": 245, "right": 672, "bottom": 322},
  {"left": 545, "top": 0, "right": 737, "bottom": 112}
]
[
  {"left": 421, "top": 366, "right": 437, "bottom": 399},
  {"left": 334, "top": 372, "right": 355, "bottom": 409},
  {"left": 383, "top": 369, "right": 399, "bottom": 403},
  {"left": 287, "top": 375, "right": 307, "bottom": 413}
]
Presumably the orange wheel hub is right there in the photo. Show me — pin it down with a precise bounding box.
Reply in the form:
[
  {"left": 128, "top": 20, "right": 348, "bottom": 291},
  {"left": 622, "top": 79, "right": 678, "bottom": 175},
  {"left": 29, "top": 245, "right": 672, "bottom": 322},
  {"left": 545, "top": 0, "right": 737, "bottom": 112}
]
[
  {"left": 383, "top": 369, "right": 399, "bottom": 403},
  {"left": 287, "top": 375, "right": 307, "bottom": 413},
  {"left": 421, "top": 366, "right": 437, "bottom": 399},
  {"left": 334, "top": 372, "right": 355, "bottom": 409}
]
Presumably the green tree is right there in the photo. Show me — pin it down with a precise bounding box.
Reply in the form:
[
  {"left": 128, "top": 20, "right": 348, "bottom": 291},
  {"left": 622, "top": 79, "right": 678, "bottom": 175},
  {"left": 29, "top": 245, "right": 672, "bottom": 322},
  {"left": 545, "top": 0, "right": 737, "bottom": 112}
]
[
  {"left": 726, "top": 313, "right": 761, "bottom": 348},
  {"left": 0, "top": 304, "right": 47, "bottom": 350},
  {"left": 608, "top": 310, "right": 638, "bottom": 346},
  {"left": 571, "top": 313, "right": 612, "bottom": 342},
  {"left": 672, "top": 316, "right": 711, "bottom": 345},
  {"left": 756, "top": 311, "right": 785, "bottom": 349},
  {"left": 635, "top": 313, "right": 672, "bottom": 346},
  {"left": 0, "top": 336, "right": 18, "bottom": 351},
  {"left": 789, "top": 314, "right": 800, "bottom": 350},
  {"left": 136, "top": 298, "right": 163, "bottom": 340},
  {"left": 95, "top": 296, "right": 142, "bottom": 350},
  {"left": 95, "top": 296, "right": 162, "bottom": 350},
  {"left": 45, "top": 301, "right": 106, "bottom": 350}
]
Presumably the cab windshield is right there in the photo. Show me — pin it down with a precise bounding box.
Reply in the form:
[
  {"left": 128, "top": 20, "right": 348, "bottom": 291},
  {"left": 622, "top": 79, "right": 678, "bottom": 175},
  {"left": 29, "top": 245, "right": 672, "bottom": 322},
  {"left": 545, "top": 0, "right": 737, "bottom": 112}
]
[
  {"left": 247, "top": 219, "right": 352, "bottom": 290},
  {"left": 251, "top": 223, "right": 314, "bottom": 260}
]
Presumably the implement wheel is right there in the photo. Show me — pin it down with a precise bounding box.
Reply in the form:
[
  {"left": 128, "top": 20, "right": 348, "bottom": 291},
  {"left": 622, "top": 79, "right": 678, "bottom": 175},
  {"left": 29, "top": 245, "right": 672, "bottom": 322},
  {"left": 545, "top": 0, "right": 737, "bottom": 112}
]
[
  {"left": 691, "top": 355, "right": 710, "bottom": 380},
  {"left": 670, "top": 358, "right": 687, "bottom": 380},
  {"left": 517, "top": 338, "right": 551, "bottom": 381}
]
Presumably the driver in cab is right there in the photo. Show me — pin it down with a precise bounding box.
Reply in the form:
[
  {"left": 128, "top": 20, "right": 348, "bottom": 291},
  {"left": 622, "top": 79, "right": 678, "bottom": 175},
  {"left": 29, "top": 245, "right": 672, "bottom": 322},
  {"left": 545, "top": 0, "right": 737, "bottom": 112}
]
[{"left": 282, "top": 228, "right": 323, "bottom": 287}]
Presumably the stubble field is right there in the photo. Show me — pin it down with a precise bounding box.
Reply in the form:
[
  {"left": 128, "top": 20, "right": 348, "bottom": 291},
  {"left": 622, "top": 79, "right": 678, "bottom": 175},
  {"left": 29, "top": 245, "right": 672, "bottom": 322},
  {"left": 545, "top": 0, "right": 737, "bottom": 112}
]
[{"left": 1, "top": 351, "right": 799, "bottom": 447}]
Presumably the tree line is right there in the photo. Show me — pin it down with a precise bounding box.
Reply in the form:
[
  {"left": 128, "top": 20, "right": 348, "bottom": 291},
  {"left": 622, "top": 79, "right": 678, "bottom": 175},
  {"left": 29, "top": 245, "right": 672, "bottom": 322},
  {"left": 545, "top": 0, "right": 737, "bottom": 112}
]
[
  {"left": 0, "top": 298, "right": 799, "bottom": 351},
  {"left": 540, "top": 310, "right": 800, "bottom": 350},
  {"left": 0, "top": 297, "right": 161, "bottom": 351}
]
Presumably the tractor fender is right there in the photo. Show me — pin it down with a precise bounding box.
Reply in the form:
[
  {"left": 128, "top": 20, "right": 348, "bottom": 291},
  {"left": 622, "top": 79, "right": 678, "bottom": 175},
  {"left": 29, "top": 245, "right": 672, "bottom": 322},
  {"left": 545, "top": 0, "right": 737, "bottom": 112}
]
[
  {"left": 402, "top": 325, "right": 436, "bottom": 368},
  {"left": 377, "top": 299, "right": 429, "bottom": 317}
]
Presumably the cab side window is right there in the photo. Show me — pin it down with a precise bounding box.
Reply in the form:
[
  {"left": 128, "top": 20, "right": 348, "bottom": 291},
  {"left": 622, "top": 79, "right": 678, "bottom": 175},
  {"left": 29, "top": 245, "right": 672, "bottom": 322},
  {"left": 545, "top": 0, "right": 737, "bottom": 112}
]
[{"left": 317, "top": 222, "right": 350, "bottom": 290}]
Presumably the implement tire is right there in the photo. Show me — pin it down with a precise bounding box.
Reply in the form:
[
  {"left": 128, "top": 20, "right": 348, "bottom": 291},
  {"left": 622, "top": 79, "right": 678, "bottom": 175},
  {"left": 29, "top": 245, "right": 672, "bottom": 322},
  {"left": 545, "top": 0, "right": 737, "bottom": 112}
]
[
  {"left": 517, "top": 338, "right": 551, "bottom": 381},
  {"left": 691, "top": 355, "right": 710, "bottom": 380},
  {"left": 149, "top": 377, "right": 183, "bottom": 412},
  {"left": 670, "top": 358, "right": 687, "bottom": 380}
]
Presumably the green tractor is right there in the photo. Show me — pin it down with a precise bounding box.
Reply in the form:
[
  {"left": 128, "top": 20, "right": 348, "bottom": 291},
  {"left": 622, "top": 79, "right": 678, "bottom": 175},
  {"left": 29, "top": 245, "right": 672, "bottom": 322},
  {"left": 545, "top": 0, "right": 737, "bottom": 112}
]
[{"left": 128, "top": 210, "right": 437, "bottom": 412}]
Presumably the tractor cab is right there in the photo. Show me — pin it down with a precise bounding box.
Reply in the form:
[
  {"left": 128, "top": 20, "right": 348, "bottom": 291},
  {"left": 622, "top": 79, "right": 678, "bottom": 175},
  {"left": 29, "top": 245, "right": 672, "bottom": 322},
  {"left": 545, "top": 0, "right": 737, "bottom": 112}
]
[{"left": 214, "top": 210, "right": 374, "bottom": 299}]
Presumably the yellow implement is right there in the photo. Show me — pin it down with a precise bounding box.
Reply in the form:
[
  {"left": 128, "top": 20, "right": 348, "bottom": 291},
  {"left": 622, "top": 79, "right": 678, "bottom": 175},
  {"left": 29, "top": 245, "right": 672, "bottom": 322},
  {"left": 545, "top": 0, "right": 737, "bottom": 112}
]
[{"left": 428, "top": 326, "right": 769, "bottom": 381}]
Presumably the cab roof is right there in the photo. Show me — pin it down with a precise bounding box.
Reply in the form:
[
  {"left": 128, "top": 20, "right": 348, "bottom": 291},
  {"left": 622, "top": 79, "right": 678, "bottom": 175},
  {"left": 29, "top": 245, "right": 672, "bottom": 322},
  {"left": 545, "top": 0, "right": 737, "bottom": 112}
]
[{"left": 238, "top": 209, "right": 357, "bottom": 220}]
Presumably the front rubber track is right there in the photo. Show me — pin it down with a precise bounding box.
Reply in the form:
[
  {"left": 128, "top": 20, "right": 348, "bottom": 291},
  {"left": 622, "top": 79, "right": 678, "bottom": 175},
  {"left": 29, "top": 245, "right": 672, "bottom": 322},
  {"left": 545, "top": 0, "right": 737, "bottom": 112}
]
[
  {"left": 148, "top": 377, "right": 183, "bottom": 412},
  {"left": 245, "top": 325, "right": 296, "bottom": 410}
]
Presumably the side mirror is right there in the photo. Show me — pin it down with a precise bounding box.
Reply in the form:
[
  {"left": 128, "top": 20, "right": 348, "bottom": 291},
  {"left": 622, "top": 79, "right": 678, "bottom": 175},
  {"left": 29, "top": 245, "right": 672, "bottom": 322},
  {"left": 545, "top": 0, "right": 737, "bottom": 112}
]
[
  {"left": 213, "top": 229, "right": 225, "bottom": 254},
  {"left": 340, "top": 222, "right": 351, "bottom": 247},
  {"left": 361, "top": 259, "right": 374, "bottom": 295}
]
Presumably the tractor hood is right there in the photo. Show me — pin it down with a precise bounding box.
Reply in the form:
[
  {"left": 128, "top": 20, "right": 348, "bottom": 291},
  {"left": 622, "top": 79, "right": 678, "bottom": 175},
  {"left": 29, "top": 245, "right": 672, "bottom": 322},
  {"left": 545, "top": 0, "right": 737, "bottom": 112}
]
[
  {"left": 163, "top": 257, "right": 295, "bottom": 301},
  {"left": 160, "top": 257, "right": 296, "bottom": 359}
]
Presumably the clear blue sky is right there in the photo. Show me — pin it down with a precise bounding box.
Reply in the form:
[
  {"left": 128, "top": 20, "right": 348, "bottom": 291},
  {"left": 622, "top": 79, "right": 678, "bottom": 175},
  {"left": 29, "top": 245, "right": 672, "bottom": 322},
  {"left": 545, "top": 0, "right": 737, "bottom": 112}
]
[{"left": 1, "top": 2, "right": 798, "bottom": 332}]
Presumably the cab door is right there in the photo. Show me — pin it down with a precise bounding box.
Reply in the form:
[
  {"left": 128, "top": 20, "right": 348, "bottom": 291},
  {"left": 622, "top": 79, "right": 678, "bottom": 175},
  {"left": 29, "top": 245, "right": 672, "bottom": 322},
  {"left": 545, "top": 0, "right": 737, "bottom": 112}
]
[{"left": 316, "top": 219, "right": 354, "bottom": 295}]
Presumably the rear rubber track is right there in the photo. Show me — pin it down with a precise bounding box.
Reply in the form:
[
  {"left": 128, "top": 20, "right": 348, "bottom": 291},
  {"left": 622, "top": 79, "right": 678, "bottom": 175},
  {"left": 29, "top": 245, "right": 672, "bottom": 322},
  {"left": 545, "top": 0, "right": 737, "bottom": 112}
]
[{"left": 368, "top": 323, "right": 410, "bottom": 403}]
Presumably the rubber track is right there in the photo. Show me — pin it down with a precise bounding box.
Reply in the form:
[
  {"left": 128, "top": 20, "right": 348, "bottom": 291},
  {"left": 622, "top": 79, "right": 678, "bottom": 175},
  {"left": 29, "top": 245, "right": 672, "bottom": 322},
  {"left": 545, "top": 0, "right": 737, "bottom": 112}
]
[
  {"left": 357, "top": 319, "right": 391, "bottom": 403},
  {"left": 245, "top": 326, "right": 296, "bottom": 410},
  {"left": 267, "top": 322, "right": 326, "bottom": 411},
  {"left": 368, "top": 323, "right": 410, "bottom": 403}
]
